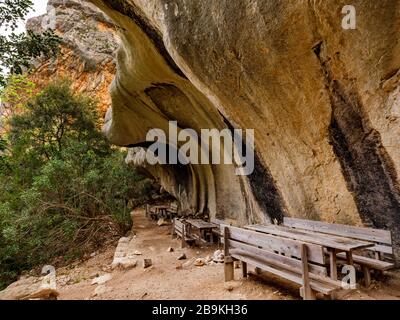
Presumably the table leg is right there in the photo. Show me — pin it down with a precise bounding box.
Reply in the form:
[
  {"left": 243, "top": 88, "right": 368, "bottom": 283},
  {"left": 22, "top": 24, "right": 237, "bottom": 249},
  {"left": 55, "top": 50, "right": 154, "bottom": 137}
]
[
  {"left": 242, "top": 262, "right": 248, "bottom": 278},
  {"left": 346, "top": 251, "right": 353, "bottom": 265},
  {"left": 329, "top": 248, "right": 338, "bottom": 280}
]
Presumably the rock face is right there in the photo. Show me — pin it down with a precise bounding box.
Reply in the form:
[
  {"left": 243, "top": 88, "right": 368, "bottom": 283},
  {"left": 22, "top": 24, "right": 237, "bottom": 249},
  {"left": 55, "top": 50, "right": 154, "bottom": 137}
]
[
  {"left": 88, "top": 1, "right": 400, "bottom": 253},
  {"left": 27, "top": 0, "right": 120, "bottom": 116}
]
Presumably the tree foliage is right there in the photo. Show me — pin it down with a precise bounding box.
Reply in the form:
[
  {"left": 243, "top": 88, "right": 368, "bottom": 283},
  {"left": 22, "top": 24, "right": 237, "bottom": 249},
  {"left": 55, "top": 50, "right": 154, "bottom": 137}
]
[
  {"left": 0, "top": 0, "right": 61, "bottom": 88},
  {"left": 0, "top": 81, "right": 152, "bottom": 289}
]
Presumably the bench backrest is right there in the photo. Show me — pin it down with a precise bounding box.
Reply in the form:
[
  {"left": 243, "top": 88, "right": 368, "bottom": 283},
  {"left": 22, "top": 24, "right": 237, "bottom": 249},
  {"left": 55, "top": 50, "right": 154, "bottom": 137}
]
[
  {"left": 174, "top": 218, "right": 184, "bottom": 235},
  {"left": 221, "top": 225, "right": 327, "bottom": 276},
  {"left": 283, "top": 217, "right": 393, "bottom": 255}
]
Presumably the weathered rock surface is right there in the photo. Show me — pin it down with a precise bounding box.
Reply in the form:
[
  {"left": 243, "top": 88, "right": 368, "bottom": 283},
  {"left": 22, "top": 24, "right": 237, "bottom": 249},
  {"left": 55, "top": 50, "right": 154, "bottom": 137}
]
[
  {"left": 111, "top": 236, "right": 138, "bottom": 269},
  {"left": 0, "top": 274, "right": 58, "bottom": 300},
  {"left": 87, "top": 1, "right": 400, "bottom": 253},
  {"left": 27, "top": 0, "right": 119, "bottom": 115}
]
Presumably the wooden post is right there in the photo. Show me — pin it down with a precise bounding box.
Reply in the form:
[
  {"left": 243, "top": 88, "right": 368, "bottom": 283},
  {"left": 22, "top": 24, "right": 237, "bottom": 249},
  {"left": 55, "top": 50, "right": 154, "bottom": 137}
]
[
  {"left": 300, "top": 244, "right": 314, "bottom": 300},
  {"left": 363, "top": 266, "right": 371, "bottom": 288},
  {"left": 242, "top": 262, "right": 248, "bottom": 278},
  {"left": 346, "top": 251, "right": 353, "bottom": 265},
  {"left": 329, "top": 248, "right": 338, "bottom": 280},
  {"left": 181, "top": 224, "right": 186, "bottom": 248},
  {"left": 171, "top": 219, "right": 176, "bottom": 239},
  {"left": 224, "top": 227, "right": 234, "bottom": 282}
]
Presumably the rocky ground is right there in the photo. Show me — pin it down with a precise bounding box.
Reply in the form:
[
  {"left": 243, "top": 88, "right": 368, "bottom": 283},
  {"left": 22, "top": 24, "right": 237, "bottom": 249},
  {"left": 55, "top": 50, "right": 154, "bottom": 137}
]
[{"left": 2, "top": 209, "right": 400, "bottom": 300}]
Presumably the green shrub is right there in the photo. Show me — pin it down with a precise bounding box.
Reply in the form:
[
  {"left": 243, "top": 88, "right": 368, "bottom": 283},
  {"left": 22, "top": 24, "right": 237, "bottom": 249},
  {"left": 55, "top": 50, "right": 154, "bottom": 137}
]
[{"left": 0, "top": 80, "right": 151, "bottom": 289}]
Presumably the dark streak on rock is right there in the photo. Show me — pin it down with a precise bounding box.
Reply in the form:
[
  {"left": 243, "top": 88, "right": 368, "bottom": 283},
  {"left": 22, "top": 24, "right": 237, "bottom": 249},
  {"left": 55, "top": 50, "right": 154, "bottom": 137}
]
[
  {"left": 314, "top": 43, "right": 400, "bottom": 249},
  {"left": 219, "top": 112, "right": 286, "bottom": 223},
  {"left": 104, "top": 0, "right": 187, "bottom": 79}
]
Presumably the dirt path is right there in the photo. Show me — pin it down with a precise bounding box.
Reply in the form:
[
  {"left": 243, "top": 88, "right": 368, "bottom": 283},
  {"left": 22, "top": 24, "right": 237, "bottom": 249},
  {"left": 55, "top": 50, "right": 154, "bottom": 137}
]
[{"left": 55, "top": 210, "right": 400, "bottom": 300}]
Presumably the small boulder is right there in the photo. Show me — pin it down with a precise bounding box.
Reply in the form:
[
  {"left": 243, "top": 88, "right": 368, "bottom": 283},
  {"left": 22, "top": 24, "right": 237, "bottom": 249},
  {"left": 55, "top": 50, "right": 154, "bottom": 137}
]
[
  {"left": 111, "top": 258, "right": 137, "bottom": 270},
  {"left": 167, "top": 247, "right": 174, "bottom": 252},
  {"left": 0, "top": 274, "right": 58, "bottom": 300},
  {"left": 133, "top": 250, "right": 142, "bottom": 255},
  {"left": 177, "top": 253, "right": 187, "bottom": 260},
  {"left": 157, "top": 218, "right": 168, "bottom": 226},
  {"left": 194, "top": 258, "right": 206, "bottom": 267},
  {"left": 213, "top": 250, "right": 224, "bottom": 263},
  {"left": 143, "top": 259, "right": 152, "bottom": 268},
  {"left": 91, "top": 274, "right": 112, "bottom": 285},
  {"left": 224, "top": 281, "right": 241, "bottom": 291}
]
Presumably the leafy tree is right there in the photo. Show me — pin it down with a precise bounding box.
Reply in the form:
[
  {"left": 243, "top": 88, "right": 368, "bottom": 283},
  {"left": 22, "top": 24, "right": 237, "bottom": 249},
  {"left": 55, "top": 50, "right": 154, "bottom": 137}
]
[
  {"left": 0, "top": 74, "right": 36, "bottom": 126},
  {"left": 0, "top": 0, "right": 61, "bottom": 88},
  {"left": 0, "top": 81, "right": 152, "bottom": 289}
]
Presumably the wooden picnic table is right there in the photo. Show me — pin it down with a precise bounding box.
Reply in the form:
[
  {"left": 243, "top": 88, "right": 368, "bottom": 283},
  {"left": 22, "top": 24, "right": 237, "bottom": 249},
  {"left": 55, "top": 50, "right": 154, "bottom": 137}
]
[
  {"left": 153, "top": 205, "right": 169, "bottom": 217},
  {"left": 186, "top": 219, "right": 219, "bottom": 243},
  {"left": 245, "top": 224, "right": 375, "bottom": 280}
]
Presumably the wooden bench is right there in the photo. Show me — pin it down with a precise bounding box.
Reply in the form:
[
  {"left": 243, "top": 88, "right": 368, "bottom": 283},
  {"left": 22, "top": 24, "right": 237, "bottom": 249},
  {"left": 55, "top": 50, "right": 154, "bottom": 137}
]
[
  {"left": 145, "top": 204, "right": 157, "bottom": 220},
  {"left": 222, "top": 225, "right": 348, "bottom": 300},
  {"left": 173, "top": 218, "right": 195, "bottom": 247},
  {"left": 166, "top": 202, "right": 179, "bottom": 220},
  {"left": 210, "top": 218, "right": 231, "bottom": 244},
  {"left": 283, "top": 217, "right": 395, "bottom": 286}
]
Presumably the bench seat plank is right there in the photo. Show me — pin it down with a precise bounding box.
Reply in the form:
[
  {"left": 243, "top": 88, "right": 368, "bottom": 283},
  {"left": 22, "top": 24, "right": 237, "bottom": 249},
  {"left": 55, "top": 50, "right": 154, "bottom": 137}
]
[
  {"left": 225, "top": 239, "right": 328, "bottom": 276},
  {"left": 284, "top": 217, "right": 392, "bottom": 245},
  {"left": 231, "top": 252, "right": 341, "bottom": 295},
  {"left": 222, "top": 225, "right": 325, "bottom": 264},
  {"left": 246, "top": 224, "right": 374, "bottom": 252},
  {"left": 336, "top": 253, "right": 395, "bottom": 270}
]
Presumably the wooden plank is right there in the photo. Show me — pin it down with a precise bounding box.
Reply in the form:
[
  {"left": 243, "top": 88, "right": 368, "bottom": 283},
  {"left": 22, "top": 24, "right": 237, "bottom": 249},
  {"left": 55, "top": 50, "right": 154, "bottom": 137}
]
[
  {"left": 329, "top": 248, "right": 338, "bottom": 280},
  {"left": 226, "top": 239, "right": 327, "bottom": 276},
  {"left": 232, "top": 253, "right": 339, "bottom": 295},
  {"left": 246, "top": 224, "right": 374, "bottom": 252},
  {"left": 224, "top": 227, "right": 234, "bottom": 282},
  {"left": 363, "top": 266, "right": 371, "bottom": 288},
  {"left": 300, "top": 244, "right": 314, "bottom": 300},
  {"left": 242, "top": 262, "right": 248, "bottom": 278},
  {"left": 221, "top": 225, "right": 325, "bottom": 264},
  {"left": 368, "top": 244, "right": 393, "bottom": 255},
  {"left": 187, "top": 219, "right": 218, "bottom": 229},
  {"left": 211, "top": 218, "right": 231, "bottom": 226},
  {"left": 336, "top": 253, "right": 395, "bottom": 270},
  {"left": 283, "top": 217, "right": 392, "bottom": 245}
]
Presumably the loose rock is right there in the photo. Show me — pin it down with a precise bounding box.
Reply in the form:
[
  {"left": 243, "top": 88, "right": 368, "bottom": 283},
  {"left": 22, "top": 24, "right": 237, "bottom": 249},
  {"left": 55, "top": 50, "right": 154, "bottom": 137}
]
[
  {"left": 91, "top": 273, "right": 112, "bottom": 285},
  {"left": 213, "top": 250, "right": 224, "bottom": 263},
  {"left": 143, "top": 259, "right": 152, "bottom": 268},
  {"left": 157, "top": 218, "right": 168, "bottom": 226},
  {"left": 111, "top": 258, "right": 137, "bottom": 270},
  {"left": 194, "top": 258, "right": 206, "bottom": 267},
  {"left": 177, "top": 253, "right": 187, "bottom": 260}
]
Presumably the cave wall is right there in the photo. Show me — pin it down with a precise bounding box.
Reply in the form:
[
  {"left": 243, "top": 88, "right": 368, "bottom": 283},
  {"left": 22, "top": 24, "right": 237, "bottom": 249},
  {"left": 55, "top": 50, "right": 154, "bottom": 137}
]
[{"left": 89, "top": 0, "right": 400, "bottom": 250}]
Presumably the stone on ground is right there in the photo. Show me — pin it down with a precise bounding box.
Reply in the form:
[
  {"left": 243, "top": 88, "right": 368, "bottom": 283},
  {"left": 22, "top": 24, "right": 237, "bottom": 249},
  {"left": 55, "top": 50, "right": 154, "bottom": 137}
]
[
  {"left": 177, "top": 253, "right": 187, "bottom": 260},
  {"left": 194, "top": 258, "right": 206, "bottom": 267},
  {"left": 111, "top": 236, "right": 138, "bottom": 270},
  {"left": 91, "top": 273, "right": 112, "bottom": 285},
  {"left": 143, "top": 259, "right": 152, "bottom": 268},
  {"left": 212, "top": 250, "right": 224, "bottom": 263},
  {"left": 0, "top": 274, "right": 58, "bottom": 300},
  {"left": 157, "top": 218, "right": 169, "bottom": 226}
]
